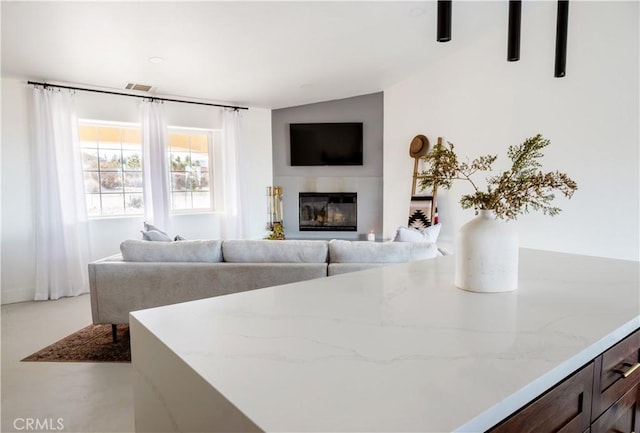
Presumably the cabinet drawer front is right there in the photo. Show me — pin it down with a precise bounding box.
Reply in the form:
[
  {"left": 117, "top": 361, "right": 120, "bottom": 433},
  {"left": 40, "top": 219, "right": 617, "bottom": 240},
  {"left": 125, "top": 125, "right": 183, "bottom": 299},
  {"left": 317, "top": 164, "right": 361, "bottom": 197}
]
[
  {"left": 490, "top": 363, "right": 594, "bottom": 433},
  {"left": 593, "top": 329, "right": 640, "bottom": 420},
  {"left": 591, "top": 383, "right": 640, "bottom": 433}
]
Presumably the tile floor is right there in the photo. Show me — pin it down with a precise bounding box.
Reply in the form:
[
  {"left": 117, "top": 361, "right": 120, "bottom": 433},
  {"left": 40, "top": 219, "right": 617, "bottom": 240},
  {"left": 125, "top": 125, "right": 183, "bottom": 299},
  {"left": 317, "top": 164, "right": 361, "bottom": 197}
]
[{"left": 1, "top": 294, "right": 135, "bottom": 432}]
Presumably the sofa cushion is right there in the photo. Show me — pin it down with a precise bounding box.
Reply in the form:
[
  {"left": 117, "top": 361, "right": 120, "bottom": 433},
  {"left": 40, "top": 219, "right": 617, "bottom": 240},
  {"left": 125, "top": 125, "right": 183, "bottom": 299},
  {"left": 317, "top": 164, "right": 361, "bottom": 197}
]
[
  {"left": 222, "top": 240, "right": 329, "bottom": 263},
  {"left": 89, "top": 262, "right": 327, "bottom": 324},
  {"left": 120, "top": 239, "right": 223, "bottom": 262},
  {"left": 328, "top": 263, "right": 387, "bottom": 276},
  {"left": 329, "top": 240, "right": 438, "bottom": 263}
]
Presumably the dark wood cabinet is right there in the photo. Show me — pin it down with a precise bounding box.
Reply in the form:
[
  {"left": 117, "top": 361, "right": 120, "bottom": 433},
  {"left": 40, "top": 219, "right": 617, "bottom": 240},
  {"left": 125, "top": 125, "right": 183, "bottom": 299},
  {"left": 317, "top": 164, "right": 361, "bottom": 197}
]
[
  {"left": 489, "top": 329, "right": 640, "bottom": 433},
  {"left": 591, "top": 383, "right": 640, "bottom": 433},
  {"left": 592, "top": 330, "right": 640, "bottom": 421},
  {"left": 490, "top": 363, "right": 593, "bottom": 433}
]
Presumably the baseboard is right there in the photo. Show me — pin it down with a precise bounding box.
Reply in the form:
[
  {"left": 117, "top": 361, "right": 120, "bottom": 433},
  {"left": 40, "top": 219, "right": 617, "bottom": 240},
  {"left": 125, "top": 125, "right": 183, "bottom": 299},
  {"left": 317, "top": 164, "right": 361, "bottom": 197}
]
[{"left": 1, "top": 287, "right": 34, "bottom": 305}]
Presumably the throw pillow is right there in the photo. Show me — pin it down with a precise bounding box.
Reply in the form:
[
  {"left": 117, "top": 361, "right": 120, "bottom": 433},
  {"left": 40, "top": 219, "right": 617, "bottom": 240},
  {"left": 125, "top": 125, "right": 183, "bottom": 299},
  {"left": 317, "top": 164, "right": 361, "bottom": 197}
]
[
  {"left": 393, "top": 226, "right": 425, "bottom": 242},
  {"left": 141, "top": 230, "right": 173, "bottom": 242},
  {"left": 393, "top": 224, "right": 441, "bottom": 243},
  {"left": 143, "top": 222, "right": 167, "bottom": 235},
  {"left": 422, "top": 223, "right": 441, "bottom": 242}
]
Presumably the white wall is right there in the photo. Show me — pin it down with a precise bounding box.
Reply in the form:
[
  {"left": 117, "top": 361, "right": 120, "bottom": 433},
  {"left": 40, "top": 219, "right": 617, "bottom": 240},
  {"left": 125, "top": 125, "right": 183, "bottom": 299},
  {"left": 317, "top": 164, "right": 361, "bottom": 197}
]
[
  {"left": 384, "top": 1, "right": 639, "bottom": 260},
  {"left": 0, "top": 77, "right": 272, "bottom": 303},
  {"left": 1, "top": 78, "right": 34, "bottom": 304}
]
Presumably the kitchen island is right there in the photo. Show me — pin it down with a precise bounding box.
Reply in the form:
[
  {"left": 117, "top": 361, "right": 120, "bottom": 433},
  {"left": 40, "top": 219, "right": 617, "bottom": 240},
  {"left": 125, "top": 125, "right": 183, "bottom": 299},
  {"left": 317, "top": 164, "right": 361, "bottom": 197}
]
[{"left": 130, "top": 249, "right": 640, "bottom": 432}]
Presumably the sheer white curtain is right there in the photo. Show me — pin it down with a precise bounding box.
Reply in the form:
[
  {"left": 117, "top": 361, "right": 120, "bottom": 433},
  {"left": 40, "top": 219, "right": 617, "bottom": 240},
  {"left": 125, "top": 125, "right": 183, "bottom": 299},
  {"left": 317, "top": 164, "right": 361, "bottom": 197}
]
[
  {"left": 141, "top": 100, "right": 171, "bottom": 233},
  {"left": 32, "top": 87, "right": 90, "bottom": 300},
  {"left": 220, "top": 109, "right": 244, "bottom": 239}
]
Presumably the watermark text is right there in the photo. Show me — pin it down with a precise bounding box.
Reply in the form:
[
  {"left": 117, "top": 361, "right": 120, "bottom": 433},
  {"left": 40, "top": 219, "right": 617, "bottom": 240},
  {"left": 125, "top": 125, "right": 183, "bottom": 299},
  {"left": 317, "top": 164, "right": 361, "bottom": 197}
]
[{"left": 13, "top": 418, "right": 64, "bottom": 431}]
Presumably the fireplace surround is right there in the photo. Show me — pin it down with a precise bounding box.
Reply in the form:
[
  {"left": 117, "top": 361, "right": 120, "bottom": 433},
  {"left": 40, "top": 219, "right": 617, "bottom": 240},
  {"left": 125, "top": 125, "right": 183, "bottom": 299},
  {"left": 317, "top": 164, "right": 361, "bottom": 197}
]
[{"left": 299, "top": 192, "right": 357, "bottom": 231}]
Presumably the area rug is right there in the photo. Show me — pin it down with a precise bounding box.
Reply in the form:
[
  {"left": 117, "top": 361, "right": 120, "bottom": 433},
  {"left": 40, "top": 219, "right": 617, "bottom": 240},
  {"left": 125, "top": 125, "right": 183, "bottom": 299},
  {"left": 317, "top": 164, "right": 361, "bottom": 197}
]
[{"left": 21, "top": 324, "right": 131, "bottom": 363}]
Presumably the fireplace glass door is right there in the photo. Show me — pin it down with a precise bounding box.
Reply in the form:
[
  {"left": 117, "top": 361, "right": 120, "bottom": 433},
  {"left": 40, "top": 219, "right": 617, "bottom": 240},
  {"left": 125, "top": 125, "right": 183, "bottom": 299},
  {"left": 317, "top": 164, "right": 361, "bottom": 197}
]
[{"left": 299, "top": 193, "right": 357, "bottom": 231}]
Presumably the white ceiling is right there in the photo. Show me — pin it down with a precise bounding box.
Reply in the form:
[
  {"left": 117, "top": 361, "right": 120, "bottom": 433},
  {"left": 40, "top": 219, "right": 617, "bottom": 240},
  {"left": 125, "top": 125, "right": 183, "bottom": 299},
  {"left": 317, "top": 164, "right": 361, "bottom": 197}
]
[{"left": 1, "top": 1, "right": 451, "bottom": 109}]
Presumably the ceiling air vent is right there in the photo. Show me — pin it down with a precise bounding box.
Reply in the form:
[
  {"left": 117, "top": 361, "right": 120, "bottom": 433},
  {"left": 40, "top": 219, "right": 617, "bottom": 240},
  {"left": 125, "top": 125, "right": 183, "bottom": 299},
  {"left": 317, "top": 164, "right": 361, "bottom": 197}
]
[{"left": 125, "top": 83, "right": 153, "bottom": 92}]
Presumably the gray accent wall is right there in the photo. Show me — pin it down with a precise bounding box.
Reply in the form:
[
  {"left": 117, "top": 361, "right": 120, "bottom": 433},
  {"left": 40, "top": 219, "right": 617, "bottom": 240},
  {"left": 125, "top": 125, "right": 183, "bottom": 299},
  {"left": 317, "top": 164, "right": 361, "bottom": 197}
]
[{"left": 272, "top": 92, "right": 383, "bottom": 240}]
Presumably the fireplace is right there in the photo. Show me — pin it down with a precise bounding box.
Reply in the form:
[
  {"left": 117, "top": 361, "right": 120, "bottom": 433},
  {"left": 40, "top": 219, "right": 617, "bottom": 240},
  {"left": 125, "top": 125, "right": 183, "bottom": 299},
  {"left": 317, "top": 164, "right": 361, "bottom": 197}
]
[{"left": 299, "top": 192, "right": 357, "bottom": 232}]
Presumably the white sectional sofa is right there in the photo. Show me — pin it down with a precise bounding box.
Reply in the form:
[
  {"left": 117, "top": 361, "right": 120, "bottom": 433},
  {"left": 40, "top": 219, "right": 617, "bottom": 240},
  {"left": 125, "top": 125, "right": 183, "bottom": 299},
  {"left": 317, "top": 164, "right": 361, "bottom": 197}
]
[{"left": 88, "top": 239, "right": 439, "bottom": 330}]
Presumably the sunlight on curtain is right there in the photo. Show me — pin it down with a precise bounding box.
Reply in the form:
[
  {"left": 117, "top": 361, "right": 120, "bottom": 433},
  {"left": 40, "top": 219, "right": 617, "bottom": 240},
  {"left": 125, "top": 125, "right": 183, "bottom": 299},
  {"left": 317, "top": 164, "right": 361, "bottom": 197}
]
[
  {"left": 32, "top": 87, "right": 90, "bottom": 300},
  {"left": 140, "top": 100, "right": 171, "bottom": 233},
  {"left": 220, "top": 109, "right": 244, "bottom": 239}
]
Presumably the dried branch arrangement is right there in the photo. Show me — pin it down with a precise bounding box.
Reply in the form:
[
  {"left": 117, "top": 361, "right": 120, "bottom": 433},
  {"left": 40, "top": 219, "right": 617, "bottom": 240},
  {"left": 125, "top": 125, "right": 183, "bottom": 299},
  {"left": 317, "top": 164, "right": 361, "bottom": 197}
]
[{"left": 418, "top": 134, "right": 578, "bottom": 220}]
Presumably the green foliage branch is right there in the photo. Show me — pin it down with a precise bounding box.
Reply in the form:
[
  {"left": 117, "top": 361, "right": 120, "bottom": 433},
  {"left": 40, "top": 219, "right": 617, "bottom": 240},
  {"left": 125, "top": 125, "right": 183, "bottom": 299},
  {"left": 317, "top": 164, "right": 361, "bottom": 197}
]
[{"left": 418, "top": 134, "right": 578, "bottom": 220}]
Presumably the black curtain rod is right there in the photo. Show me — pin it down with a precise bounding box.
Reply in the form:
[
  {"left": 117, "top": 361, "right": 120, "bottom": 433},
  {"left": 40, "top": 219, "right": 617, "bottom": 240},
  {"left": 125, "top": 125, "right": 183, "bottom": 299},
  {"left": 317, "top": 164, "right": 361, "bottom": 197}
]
[{"left": 27, "top": 81, "right": 249, "bottom": 111}]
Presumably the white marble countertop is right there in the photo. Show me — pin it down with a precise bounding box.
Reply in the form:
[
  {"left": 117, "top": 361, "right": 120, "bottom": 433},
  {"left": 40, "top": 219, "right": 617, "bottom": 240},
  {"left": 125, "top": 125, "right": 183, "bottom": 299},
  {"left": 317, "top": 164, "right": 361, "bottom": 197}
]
[{"left": 131, "top": 249, "right": 640, "bottom": 432}]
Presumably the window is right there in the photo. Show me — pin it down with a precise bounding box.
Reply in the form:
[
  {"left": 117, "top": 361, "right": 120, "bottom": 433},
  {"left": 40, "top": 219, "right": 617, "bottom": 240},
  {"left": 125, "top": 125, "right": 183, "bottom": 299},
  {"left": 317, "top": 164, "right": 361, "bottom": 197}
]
[
  {"left": 79, "top": 122, "right": 144, "bottom": 217},
  {"left": 79, "top": 121, "right": 216, "bottom": 217},
  {"left": 168, "top": 128, "right": 213, "bottom": 212}
]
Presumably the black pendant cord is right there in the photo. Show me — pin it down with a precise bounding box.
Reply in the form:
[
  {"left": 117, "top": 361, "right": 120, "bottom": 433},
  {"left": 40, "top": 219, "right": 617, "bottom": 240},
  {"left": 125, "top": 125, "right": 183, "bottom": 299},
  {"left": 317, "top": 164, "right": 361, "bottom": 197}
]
[
  {"left": 554, "top": 0, "right": 569, "bottom": 77},
  {"left": 507, "top": 0, "right": 522, "bottom": 61},
  {"left": 437, "top": 0, "right": 452, "bottom": 42},
  {"left": 27, "top": 81, "right": 249, "bottom": 111}
]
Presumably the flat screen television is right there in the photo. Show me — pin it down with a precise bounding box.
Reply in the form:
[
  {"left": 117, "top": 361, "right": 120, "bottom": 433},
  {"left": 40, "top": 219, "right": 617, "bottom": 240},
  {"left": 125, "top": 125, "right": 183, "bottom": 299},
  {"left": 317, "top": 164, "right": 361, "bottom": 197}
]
[{"left": 290, "top": 122, "right": 363, "bottom": 166}]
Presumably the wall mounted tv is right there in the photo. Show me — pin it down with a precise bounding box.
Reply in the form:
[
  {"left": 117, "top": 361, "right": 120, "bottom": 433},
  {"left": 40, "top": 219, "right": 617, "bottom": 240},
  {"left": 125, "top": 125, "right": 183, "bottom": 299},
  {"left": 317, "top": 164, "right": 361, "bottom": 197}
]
[{"left": 290, "top": 122, "right": 363, "bottom": 166}]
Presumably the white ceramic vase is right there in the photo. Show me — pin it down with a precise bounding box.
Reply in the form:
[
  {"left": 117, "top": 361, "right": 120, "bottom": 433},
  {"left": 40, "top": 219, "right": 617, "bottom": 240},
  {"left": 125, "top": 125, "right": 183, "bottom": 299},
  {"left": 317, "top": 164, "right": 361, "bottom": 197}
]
[{"left": 455, "top": 210, "right": 518, "bottom": 293}]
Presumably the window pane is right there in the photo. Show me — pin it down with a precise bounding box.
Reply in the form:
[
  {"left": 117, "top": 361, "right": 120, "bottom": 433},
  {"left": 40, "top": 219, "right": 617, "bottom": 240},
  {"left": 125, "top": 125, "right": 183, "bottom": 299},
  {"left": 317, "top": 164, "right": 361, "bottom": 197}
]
[
  {"left": 190, "top": 152, "right": 209, "bottom": 169},
  {"left": 86, "top": 194, "right": 101, "bottom": 216},
  {"left": 192, "top": 191, "right": 211, "bottom": 209},
  {"left": 79, "top": 125, "right": 97, "bottom": 145},
  {"left": 84, "top": 172, "right": 100, "bottom": 193},
  {"left": 125, "top": 194, "right": 144, "bottom": 214},
  {"left": 185, "top": 171, "right": 199, "bottom": 190},
  {"left": 82, "top": 149, "right": 99, "bottom": 170},
  {"left": 122, "top": 150, "right": 142, "bottom": 171},
  {"left": 122, "top": 128, "right": 141, "bottom": 144},
  {"left": 195, "top": 172, "right": 210, "bottom": 190},
  {"left": 99, "top": 149, "right": 122, "bottom": 170},
  {"left": 124, "top": 172, "right": 143, "bottom": 192},
  {"left": 97, "top": 126, "right": 121, "bottom": 144},
  {"left": 190, "top": 135, "right": 208, "bottom": 153},
  {"left": 100, "top": 171, "right": 123, "bottom": 192},
  {"left": 171, "top": 173, "right": 187, "bottom": 191},
  {"left": 169, "top": 134, "right": 189, "bottom": 151},
  {"left": 101, "top": 194, "right": 125, "bottom": 216},
  {"left": 172, "top": 191, "right": 189, "bottom": 210},
  {"left": 170, "top": 153, "right": 190, "bottom": 171},
  {"left": 167, "top": 130, "right": 213, "bottom": 212}
]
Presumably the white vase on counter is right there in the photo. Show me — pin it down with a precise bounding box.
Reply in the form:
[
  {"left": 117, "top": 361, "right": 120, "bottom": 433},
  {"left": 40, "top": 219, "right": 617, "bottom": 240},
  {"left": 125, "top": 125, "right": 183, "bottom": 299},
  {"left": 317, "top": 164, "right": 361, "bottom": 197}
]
[{"left": 455, "top": 210, "right": 518, "bottom": 293}]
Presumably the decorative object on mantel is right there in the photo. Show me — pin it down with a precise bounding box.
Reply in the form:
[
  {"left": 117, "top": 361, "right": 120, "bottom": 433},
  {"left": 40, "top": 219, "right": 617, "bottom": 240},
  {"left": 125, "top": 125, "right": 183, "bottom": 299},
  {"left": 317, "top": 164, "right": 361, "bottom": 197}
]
[
  {"left": 408, "top": 134, "right": 435, "bottom": 230},
  {"left": 418, "top": 134, "right": 578, "bottom": 292},
  {"left": 266, "top": 186, "right": 285, "bottom": 240},
  {"left": 265, "top": 221, "right": 285, "bottom": 240}
]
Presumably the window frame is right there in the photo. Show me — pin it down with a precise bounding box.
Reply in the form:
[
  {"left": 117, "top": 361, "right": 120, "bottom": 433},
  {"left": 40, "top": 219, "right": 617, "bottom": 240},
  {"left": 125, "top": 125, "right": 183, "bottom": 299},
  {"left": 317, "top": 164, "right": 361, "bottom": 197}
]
[
  {"left": 167, "top": 126, "right": 218, "bottom": 215},
  {"left": 78, "top": 119, "right": 145, "bottom": 219},
  {"left": 78, "top": 120, "right": 222, "bottom": 219}
]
